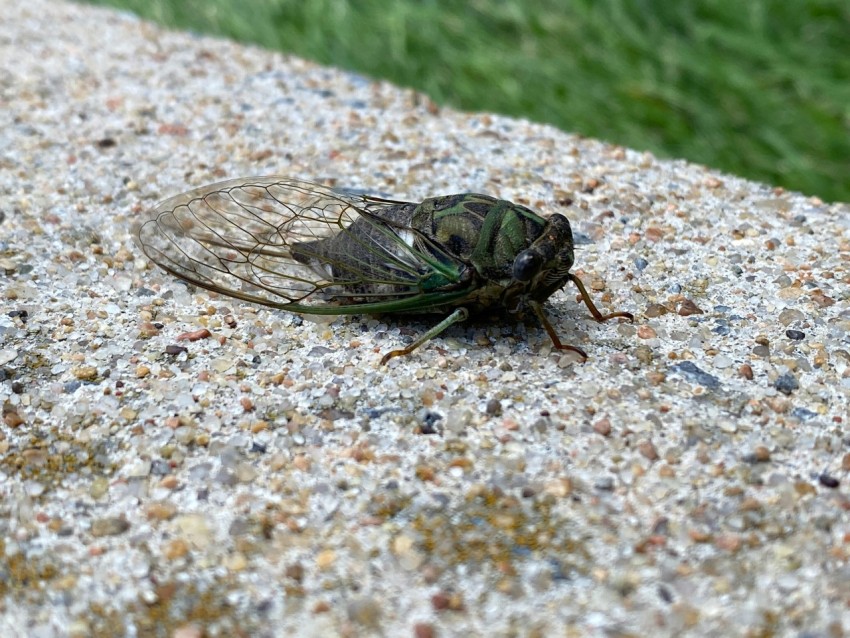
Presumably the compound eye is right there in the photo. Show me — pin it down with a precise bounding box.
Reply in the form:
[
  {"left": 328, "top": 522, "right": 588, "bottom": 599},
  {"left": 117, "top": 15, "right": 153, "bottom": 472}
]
[{"left": 512, "top": 250, "right": 542, "bottom": 282}]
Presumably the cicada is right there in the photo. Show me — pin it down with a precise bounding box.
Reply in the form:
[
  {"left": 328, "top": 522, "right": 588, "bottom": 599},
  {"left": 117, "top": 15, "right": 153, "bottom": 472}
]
[{"left": 135, "top": 177, "right": 632, "bottom": 364}]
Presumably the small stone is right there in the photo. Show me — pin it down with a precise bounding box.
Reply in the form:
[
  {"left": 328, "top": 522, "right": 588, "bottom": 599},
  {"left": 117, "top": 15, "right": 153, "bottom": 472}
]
[
  {"left": 669, "top": 361, "right": 720, "bottom": 389},
  {"left": 637, "top": 325, "right": 656, "bottom": 339},
  {"left": 485, "top": 398, "right": 502, "bottom": 416},
  {"left": 774, "top": 372, "right": 799, "bottom": 395},
  {"left": 634, "top": 345, "right": 653, "bottom": 364},
  {"left": 135, "top": 365, "right": 150, "bottom": 378},
  {"left": 3, "top": 411, "right": 24, "bottom": 427},
  {"left": 738, "top": 364, "right": 754, "bottom": 380},
  {"left": 72, "top": 365, "right": 98, "bottom": 381},
  {"left": 593, "top": 418, "right": 611, "bottom": 436},
  {"left": 139, "top": 322, "right": 159, "bottom": 338},
  {"left": 431, "top": 591, "right": 463, "bottom": 611},
  {"left": 743, "top": 446, "right": 771, "bottom": 463},
  {"left": 413, "top": 623, "right": 435, "bottom": 638},
  {"left": 165, "top": 344, "right": 188, "bottom": 356},
  {"left": 810, "top": 290, "right": 835, "bottom": 307},
  {"left": 285, "top": 563, "right": 305, "bottom": 582},
  {"left": 90, "top": 516, "right": 130, "bottom": 537},
  {"left": 819, "top": 474, "right": 839, "bottom": 489},
  {"left": 785, "top": 329, "right": 805, "bottom": 341},
  {"left": 177, "top": 328, "right": 211, "bottom": 342},
  {"left": 544, "top": 478, "right": 573, "bottom": 498},
  {"left": 145, "top": 501, "right": 177, "bottom": 521},
  {"left": 164, "top": 538, "right": 190, "bottom": 560},
  {"left": 347, "top": 597, "right": 382, "bottom": 628},
  {"left": 778, "top": 309, "right": 805, "bottom": 325},
  {"left": 677, "top": 299, "right": 704, "bottom": 316},
  {"left": 90, "top": 477, "right": 109, "bottom": 499},
  {"left": 638, "top": 440, "right": 659, "bottom": 461},
  {"left": 643, "top": 303, "right": 670, "bottom": 318},
  {"left": 316, "top": 548, "right": 336, "bottom": 569},
  {"left": 223, "top": 552, "right": 248, "bottom": 572},
  {"left": 715, "top": 534, "right": 742, "bottom": 552},
  {"left": 175, "top": 514, "right": 212, "bottom": 548}
]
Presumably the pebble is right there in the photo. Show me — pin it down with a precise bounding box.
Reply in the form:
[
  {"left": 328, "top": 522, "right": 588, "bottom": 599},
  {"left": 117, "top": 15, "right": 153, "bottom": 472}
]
[
  {"left": 774, "top": 372, "right": 799, "bottom": 395},
  {"left": 669, "top": 361, "right": 721, "bottom": 389},
  {"left": 637, "top": 325, "right": 657, "bottom": 339},
  {"left": 677, "top": 299, "right": 704, "bottom": 316},
  {"left": 90, "top": 517, "right": 130, "bottom": 537}
]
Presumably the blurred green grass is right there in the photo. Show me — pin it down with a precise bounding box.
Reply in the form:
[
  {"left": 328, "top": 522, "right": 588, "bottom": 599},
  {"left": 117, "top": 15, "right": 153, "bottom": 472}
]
[{"left": 83, "top": 0, "right": 850, "bottom": 202}]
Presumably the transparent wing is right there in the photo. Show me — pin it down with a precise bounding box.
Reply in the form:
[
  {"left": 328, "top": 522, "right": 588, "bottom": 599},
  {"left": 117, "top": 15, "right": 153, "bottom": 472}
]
[{"left": 134, "top": 177, "right": 460, "bottom": 314}]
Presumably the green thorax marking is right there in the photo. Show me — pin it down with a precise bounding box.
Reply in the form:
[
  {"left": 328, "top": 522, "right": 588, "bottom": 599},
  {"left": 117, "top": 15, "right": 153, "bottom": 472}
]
[{"left": 412, "top": 193, "right": 547, "bottom": 282}]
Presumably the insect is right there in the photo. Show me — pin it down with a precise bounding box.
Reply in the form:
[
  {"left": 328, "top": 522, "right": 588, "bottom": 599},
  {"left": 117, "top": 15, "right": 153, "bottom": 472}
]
[{"left": 135, "top": 177, "right": 633, "bottom": 364}]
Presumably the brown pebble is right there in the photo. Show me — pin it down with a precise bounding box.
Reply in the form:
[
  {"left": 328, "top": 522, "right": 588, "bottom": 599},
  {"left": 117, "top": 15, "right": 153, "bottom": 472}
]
[
  {"left": 240, "top": 397, "right": 254, "bottom": 412},
  {"left": 292, "top": 454, "right": 311, "bottom": 471},
  {"left": 139, "top": 322, "right": 159, "bottom": 338},
  {"left": 312, "top": 600, "right": 331, "bottom": 614},
  {"left": 415, "top": 465, "right": 436, "bottom": 482},
  {"left": 177, "top": 328, "right": 211, "bottom": 342},
  {"left": 637, "top": 325, "right": 657, "bottom": 339},
  {"left": 842, "top": 453, "right": 850, "bottom": 472},
  {"left": 285, "top": 563, "right": 305, "bottom": 582},
  {"left": 413, "top": 622, "right": 435, "bottom": 638},
  {"left": 431, "top": 591, "right": 463, "bottom": 611},
  {"left": 658, "top": 464, "right": 675, "bottom": 478},
  {"left": 164, "top": 538, "right": 190, "bottom": 560},
  {"left": 593, "top": 418, "right": 611, "bottom": 436},
  {"left": 165, "top": 344, "right": 188, "bottom": 355},
  {"left": 677, "top": 299, "right": 704, "bottom": 316},
  {"left": 739, "top": 497, "right": 763, "bottom": 512},
  {"left": 738, "top": 364, "right": 754, "bottom": 380},
  {"left": 158, "top": 475, "right": 179, "bottom": 489},
  {"left": 638, "top": 440, "right": 659, "bottom": 461},
  {"left": 810, "top": 290, "right": 835, "bottom": 307},
  {"left": 688, "top": 529, "right": 712, "bottom": 543},
  {"left": 752, "top": 446, "right": 771, "bottom": 462},
  {"left": 145, "top": 501, "right": 178, "bottom": 521},
  {"left": 3, "top": 411, "right": 24, "bottom": 427},
  {"left": 645, "top": 227, "right": 665, "bottom": 242},
  {"left": 715, "top": 534, "right": 742, "bottom": 552}
]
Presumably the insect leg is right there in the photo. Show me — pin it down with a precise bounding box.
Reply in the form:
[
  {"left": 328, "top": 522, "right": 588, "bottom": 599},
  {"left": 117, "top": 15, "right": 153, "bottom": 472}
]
[
  {"left": 567, "top": 273, "right": 634, "bottom": 323},
  {"left": 380, "top": 308, "right": 470, "bottom": 365},
  {"left": 529, "top": 301, "right": 589, "bottom": 362}
]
